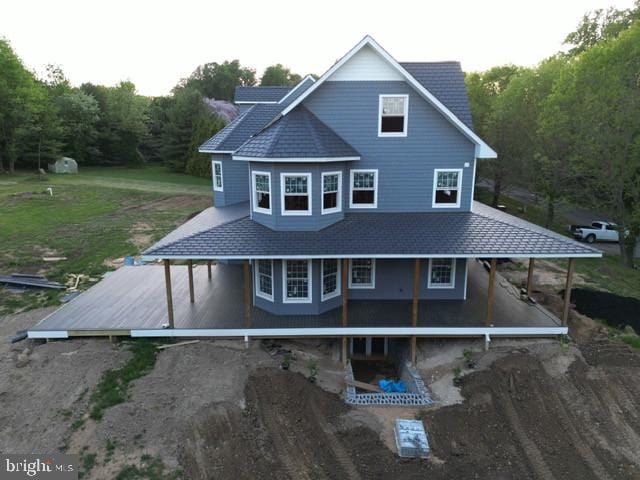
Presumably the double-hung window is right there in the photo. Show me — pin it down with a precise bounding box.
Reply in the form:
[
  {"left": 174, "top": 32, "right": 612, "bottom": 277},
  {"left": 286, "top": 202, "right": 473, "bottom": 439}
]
[
  {"left": 283, "top": 260, "right": 312, "bottom": 303},
  {"left": 321, "top": 259, "right": 341, "bottom": 300},
  {"left": 428, "top": 259, "right": 456, "bottom": 289},
  {"left": 255, "top": 260, "right": 274, "bottom": 301},
  {"left": 378, "top": 94, "right": 408, "bottom": 136},
  {"left": 349, "top": 259, "right": 375, "bottom": 289},
  {"left": 432, "top": 169, "right": 462, "bottom": 208},
  {"left": 212, "top": 160, "right": 223, "bottom": 191},
  {"left": 281, "top": 173, "right": 312, "bottom": 215},
  {"left": 350, "top": 170, "right": 378, "bottom": 208},
  {"left": 253, "top": 171, "right": 271, "bottom": 214},
  {"left": 322, "top": 171, "right": 342, "bottom": 214}
]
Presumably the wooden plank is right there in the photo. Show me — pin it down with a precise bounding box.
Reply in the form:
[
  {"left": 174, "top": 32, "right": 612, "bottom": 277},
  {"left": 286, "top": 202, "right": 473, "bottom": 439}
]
[
  {"left": 410, "top": 258, "right": 421, "bottom": 366},
  {"left": 485, "top": 258, "right": 497, "bottom": 326},
  {"left": 164, "top": 260, "right": 175, "bottom": 328},
  {"left": 157, "top": 340, "right": 200, "bottom": 350},
  {"left": 187, "top": 260, "right": 195, "bottom": 303},
  {"left": 207, "top": 260, "right": 212, "bottom": 280},
  {"left": 562, "top": 258, "right": 575, "bottom": 326},
  {"left": 526, "top": 258, "right": 535, "bottom": 297},
  {"left": 345, "top": 378, "right": 381, "bottom": 393},
  {"left": 243, "top": 260, "right": 252, "bottom": 328},
  {"left": 342, "top": 259, "right": 349, "bottom": 327}
]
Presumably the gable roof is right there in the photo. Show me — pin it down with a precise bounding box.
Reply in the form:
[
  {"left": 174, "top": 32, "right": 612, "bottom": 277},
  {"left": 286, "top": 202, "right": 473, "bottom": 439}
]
[
  {"left": 233, "top": 106, "right": 360, "bottom": 161},
  {"left": 278, "top": 75, "right": 316, "bottom": 106},
  {"left": 278, "top": 35, "right": 496, "bottom": 158},
  {"left": 199, "top": 103, "right": 285, "bottom": 153},
  {"left": 399, "top": 62, "right": 473, "bottom": 129},
  {"left": 234, "top": 85, "right": 292, "bottom": 103}
]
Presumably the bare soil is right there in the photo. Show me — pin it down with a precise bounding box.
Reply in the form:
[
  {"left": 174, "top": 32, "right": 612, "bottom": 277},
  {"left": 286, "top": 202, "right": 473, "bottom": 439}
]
[{"left": 1, "top": 308, "right": 640, "bottom": 479}]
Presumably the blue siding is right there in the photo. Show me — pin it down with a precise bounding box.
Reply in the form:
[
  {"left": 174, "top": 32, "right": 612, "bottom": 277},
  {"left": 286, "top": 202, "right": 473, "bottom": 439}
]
[
  {"left": 303, "top": 81, "right": 476, "bottom": 213},
  {"left": 212, "top": 154, "right": 249, "bottom": 207},
  {"left": 253, "top": 258, "right": 467, "bottom": 316},
  {"left": 249, "top": 162, "right": 347, "bottom": 231}
]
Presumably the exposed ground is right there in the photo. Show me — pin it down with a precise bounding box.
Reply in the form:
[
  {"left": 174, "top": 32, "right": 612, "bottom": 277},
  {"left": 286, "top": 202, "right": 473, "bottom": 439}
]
[{"left": 2, "top": 306, "right": 640, "bottom": 479}]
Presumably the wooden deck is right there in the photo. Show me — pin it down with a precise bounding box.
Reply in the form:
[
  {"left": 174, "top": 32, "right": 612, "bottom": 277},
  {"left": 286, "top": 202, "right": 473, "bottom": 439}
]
[{"left": 29, "top": 261, "right": 561, "bottom": 338}]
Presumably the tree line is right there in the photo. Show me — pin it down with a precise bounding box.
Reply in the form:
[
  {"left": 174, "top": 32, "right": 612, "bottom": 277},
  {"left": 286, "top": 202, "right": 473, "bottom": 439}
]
[
  {"left": 467, "top": 3, "right": 640, "bottom": 266},
  {"left": 0, "top": 42, "right": 305, "bottom": 176}
]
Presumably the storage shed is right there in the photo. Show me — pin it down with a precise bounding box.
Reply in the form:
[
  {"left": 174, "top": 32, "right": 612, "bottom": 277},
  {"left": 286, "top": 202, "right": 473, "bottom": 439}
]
[{"left": 48, "top": 157, "right": 78, "bottom": 174}]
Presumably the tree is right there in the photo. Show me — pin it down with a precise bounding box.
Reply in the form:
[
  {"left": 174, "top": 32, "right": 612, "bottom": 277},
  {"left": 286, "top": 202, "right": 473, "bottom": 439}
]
[
  {"left": 180, "top": 60, "right": 256, "bottom": 100},
  {"left": 564, "top": 3, "right": 640, "bottom": 56},
  {"left": 465, "top": 65, "right": 523, "bottom": 205},
  {"left": 260, "top": 64, "right": 302, "bottom": 86},
  {"left": 56, "top": 90, "right": 101, "bottom": 163},
  {"left": 561, "top": 23, "right": 640, "bottom": 266}
]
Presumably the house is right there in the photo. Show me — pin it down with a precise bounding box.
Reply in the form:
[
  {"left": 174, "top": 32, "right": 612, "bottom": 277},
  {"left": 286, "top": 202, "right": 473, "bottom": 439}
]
[{"left": 29, "top": 36, "right": 601, "bottom": 363}]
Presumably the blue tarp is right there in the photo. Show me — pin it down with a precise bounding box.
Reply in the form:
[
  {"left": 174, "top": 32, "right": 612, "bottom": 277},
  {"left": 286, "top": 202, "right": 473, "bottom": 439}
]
[{"left": 379, "top": 379, "right": 407, "bottom": 393}]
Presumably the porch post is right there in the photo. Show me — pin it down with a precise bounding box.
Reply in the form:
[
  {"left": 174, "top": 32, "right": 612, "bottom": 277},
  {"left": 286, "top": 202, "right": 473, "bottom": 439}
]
[
  {"left": 207, "top": 260, "right": 212, "bottom": 280},
  {"left": 485, "top": 258, "right": 497, "bottom": 327},
  {"left": 526, "top": 258, "right": 535, "bottom": 297},
  {"left": 243, "top": 260, "right": 252, "bottom": 328},
  {"left": 342, "top": 258, "right": 349, "bottom": 366},
  {"left": 163, "top": 260, "right": 174, "bottom": 328},
  {"left": 562, "top": 258, "right": 575, "bottom": 326},
  {"left": 187, "top": 260, "right": 195, "bottom": 303},
  {"left": 410, "top": 258, "right": 421, "bottom": 366}
]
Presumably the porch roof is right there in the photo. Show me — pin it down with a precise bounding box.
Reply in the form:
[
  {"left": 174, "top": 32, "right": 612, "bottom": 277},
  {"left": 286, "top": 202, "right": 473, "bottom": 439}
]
[{"left": 142, "top": 201, "right": 601, "bottom": 260}]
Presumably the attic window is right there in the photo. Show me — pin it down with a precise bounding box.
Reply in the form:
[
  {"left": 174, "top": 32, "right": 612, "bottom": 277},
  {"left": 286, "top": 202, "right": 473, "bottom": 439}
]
[{"left": 379, "top": 95, "right": 408, "bottom": 136}]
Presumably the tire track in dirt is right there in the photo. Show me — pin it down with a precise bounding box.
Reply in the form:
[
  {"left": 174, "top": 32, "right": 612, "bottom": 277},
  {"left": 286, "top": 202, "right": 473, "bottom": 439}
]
[
  {"left": 495, "top": 389, "right": 556, "bottom": 480},
  {"left": 308, "top": 397, "right": 361, "bottom": 480}
]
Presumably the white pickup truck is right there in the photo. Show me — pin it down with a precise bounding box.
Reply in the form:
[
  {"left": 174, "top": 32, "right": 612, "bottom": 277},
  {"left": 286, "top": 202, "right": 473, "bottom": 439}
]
[{"left": 569, "top": 221, "right": 619, "bottom": 243}]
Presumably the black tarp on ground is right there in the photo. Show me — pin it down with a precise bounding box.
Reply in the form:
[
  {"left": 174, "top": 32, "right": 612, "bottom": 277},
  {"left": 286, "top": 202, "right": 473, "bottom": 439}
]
[{"left": 570, "top": 288, "right": 640, "bottom": 332}]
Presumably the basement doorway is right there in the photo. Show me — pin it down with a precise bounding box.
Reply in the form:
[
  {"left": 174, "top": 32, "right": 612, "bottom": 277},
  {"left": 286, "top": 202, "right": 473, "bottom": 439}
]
[{"left": 350, "top": 337, "right": 388, "bottom": 359}]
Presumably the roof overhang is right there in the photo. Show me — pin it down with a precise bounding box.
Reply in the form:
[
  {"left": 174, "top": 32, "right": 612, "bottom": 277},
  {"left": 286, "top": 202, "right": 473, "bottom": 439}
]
[
  {"left": 278, "top": 35, "right": 497, "bottom": 159},
  {"left": 198, "top": 149, "right": 234, "bottom": 154},
  {"left": 232, "top": 155, "right": 360, "bottom": 163},
  {"left": 235, "top": 101, "right": 279, "bottom": 105},
  {"left": 277, "top": 75, "right": 317, "bottom": 104}
]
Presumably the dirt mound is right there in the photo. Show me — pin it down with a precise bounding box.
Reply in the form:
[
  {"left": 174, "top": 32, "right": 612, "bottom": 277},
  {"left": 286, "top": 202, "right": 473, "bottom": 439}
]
[
  {"left": 178, "top": 368, "right": 433, "bottom": 480},
  {"left": 570, "top": 288, "right": 640, "bottom": 332}
]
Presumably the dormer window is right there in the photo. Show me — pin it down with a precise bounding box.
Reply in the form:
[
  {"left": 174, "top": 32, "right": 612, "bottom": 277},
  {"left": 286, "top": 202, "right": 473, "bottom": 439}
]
[
  {"left": 252, "top": 171, "right": 271, "bottom": 214},
  {"left": 212, "top": 161, "right": 223, "bottom": 191},
  {"left": 378, "top": 94, "right": 408, "bottom": 137},
  {"left": 281, "top": 173, "right": 312, "bottom": 216}
]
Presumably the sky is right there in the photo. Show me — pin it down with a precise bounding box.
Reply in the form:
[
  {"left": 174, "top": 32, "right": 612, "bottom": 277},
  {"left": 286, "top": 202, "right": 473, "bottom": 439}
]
[{"left": 0, "top": 0, "right": 636, "bottom": 97}]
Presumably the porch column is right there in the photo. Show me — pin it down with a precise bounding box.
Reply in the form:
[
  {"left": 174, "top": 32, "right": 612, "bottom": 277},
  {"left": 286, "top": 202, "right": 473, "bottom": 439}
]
[
  {"left": 243, "top": 260, "right": 252, "bottom": 328},
  {"left": 485, "top": 258, "right": 497, "bottom": 327},
  {"left": 163, "top": 260, "right": 175, "bottom": 328},
  {"left": 187, "top": 260, "right": 195, "bottom": 303},
  {"left": 410, "top": 258, "right": 421, "bottom": 366},
  {"left": 207, "top": 260, "right": 212, "bottom": 280},
  {"left": 342, "top": 258, "right": 349, "bottom": 366},
  {"left": 562, "top": 258, "right": 575, "bottom": 326},
  {"left": 526, "top": 258, "right": 535, "bottom": 297}
]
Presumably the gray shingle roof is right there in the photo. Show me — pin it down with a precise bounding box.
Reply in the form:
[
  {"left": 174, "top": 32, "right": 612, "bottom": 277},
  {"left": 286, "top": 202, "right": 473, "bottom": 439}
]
[
  {"left": 143, "top": 202, "right": 601, "bottom": 259},
  {"left": 234, "top": 86, "right": 292, "bottom": 103},
  {"left": 279, "top": 76, "right": 315, "bottom": 107},
  {"left": 199, "top": 103, "right": 284, "bottom": 152},
  {"left": 234, "top": 106, "right": 360, "bottom": 159},
  {"left": 400, "top": 62, "right": 473, "bottom": 129}
]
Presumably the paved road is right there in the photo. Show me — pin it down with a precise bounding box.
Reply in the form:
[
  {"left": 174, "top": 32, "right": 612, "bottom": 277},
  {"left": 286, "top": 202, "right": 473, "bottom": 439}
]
[{"left": 477, "top": 179, "right": 639, "bottom": 258}]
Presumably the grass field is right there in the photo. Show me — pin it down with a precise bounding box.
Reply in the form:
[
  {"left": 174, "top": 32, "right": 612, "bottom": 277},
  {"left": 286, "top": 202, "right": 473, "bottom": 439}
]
[{"left": 0, "top": 165, "right": 211, "bottom": 314}]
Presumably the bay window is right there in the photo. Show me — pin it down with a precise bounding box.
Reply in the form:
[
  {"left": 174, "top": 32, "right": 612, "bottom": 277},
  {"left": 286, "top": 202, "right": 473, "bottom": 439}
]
[
  {"left": 252, "top": 171, "right": 271, "bottom": 214},
  {"left": 321, "top": 259, "right": 341, "bottom": 300},
  {"left": 281, "top": 173, "right": 312, "bottom": 215},
  {"left": 322, "top": 171, "right": 342, "bottom": 214},
  {"left": 283, "top": 260, "right": 312, "bottom": 303}
]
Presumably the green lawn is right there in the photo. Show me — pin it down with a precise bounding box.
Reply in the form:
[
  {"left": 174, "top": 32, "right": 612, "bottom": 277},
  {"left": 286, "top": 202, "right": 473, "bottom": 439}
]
[
  {"left": 0, "top": 165, "right": 211, "bottom": 314},
  {"left": 476, "top": 186, "right": 640, "bottom": 301}
]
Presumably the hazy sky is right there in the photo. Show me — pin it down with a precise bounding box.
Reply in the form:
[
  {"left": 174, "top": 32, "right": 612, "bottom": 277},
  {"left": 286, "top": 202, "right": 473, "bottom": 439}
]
[{"left": 1, "top": 0, "right": 635, "bottom": 96}]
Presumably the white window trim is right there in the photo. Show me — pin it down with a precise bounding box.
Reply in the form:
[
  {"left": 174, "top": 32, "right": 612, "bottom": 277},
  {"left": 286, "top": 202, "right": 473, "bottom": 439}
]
[
  {"left": 428, "top": 258, "right": 457, "bottom": 289},
  {"left": 280, "top": 172, "right": 312, "bottom": 216},
  {"left": 254, "top": 259, "right": 274, "bottom": 302},
  {"left": 321, "top": 259, "right": 341, "bottom": 301},
  {"left": 321, "top": 171, "right": 342, "bottom": 215},
  {"left": 349, "top": 169, "right": 378, "bottom": 209},
  {"left": 282, "top": 259, "right": 313, "bottom": 304},
  {"left": 432, "top": 168, "right": 463, "bottom": 209},
  {"left": 212, "top": 160, "right": 223, "bottom": 192},
  {"left": 348, "top": 259, "right": 376, "bottom": 289},
  {"left": 252, "top": 170, "right": 272, "bottom": 215},
  {"left": 378, "top": 94, "right": 409, "bottom": 137}
]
